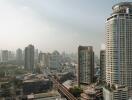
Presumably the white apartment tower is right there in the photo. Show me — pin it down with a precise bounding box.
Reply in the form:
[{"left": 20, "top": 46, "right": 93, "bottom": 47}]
[{"left": 106, "top": 2, "right": 132, "bottom": 91}]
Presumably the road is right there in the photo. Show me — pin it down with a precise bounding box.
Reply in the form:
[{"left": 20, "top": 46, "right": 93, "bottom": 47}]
[{"left": 50, "top": 76, "right": 78, "bottom": 100}]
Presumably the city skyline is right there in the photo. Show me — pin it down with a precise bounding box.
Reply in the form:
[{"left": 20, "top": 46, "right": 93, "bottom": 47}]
[
  {"left": 0, "top": 1, "right": 132, "bottom": 99},
  {"left": 0, "top": 0, "right": 131, "bottom": 55}
]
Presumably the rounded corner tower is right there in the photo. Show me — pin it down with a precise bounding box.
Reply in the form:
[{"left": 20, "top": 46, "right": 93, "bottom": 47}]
[
  {"left": 106, "top": 2, "right": 132, "bottom": 90},
  {"left": 112, "top": 2, "right": 132, "bottom": 12}
]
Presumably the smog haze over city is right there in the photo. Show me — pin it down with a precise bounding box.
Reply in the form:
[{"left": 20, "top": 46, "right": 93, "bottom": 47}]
[
  {"left": 0, "top": 0, "right": 128, "bottom": 54},
  {"left": 1, "top": 1, "right": 132, "bottom": 100}
]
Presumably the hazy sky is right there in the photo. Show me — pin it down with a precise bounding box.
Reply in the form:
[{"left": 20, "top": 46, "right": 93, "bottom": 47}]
[{"left": 0, "top": 0, "right": 130, "bottom": 54}]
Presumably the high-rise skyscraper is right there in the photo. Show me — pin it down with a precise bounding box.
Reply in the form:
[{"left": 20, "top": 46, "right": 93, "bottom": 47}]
[
  {"left": 16, "top": 48, "right": 23, "bottom": 65},
  {"left": 104, "top": 2, "right": 132, "bottom": 99},
  {"left": 100, "top": 50, "right": 106, "bottom": 82},
  {"left": 106, "top": 1, "right": 132, "bottom": 89},
  {"left": 25, "top": 44, "right": 34, "bottom": 72},
  {"left": 78, "top": 46, "right": 94, "bottom": 86}
]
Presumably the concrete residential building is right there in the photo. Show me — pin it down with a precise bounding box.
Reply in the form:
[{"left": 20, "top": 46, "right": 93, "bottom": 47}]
[
  {"left": 103, "top": 85, "right": 128, "bottom": 100},
  {"left": 38, "top": 52, "right": 50, "bottom": 68},
  {"left": 1, "top": 50, "right": 8, "bottom": 62},
  {"left": 16, "top": 48, "right": 23, "bottom": 60},
  {"left": 16, "top": 48, "right": 23, "bottom": 63},
  {"left": 106, "top": 1, "right": 132, "bottom": 88},
  {"left": 104, "top": 2, "right": 132, "bottom": 99},
  {"left": 78, "top": 46, "right": 94, "bottom": 85},
  {"left": 8, "top": 51, "right": 15, "bottom": 61},
  {"left": 34, "top": 49, "right": 39, "bottom": 64},
  {"left": 38, "top": 52, "right": 45, "bottom": 67},
  {"left": 16, "top": 48, "right": 23, "bottom": 65},
  {"left": 50, "top": 51, "right": 60, "bottom": 70},
  {"left": 25, "top": 45, "right": 34, "bottom": 72},
  {"left": 100, "top": 50, "right": 106, "bottom": 82}
]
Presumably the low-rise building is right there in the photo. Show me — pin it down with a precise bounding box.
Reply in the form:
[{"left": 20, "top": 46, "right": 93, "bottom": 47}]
[
  {"left": 80, "top": 84, "right": 103, "bottom": 100},
  {"left": 23, "top": 79, "right": 53, "bottom": 95},
  {"left": 103, "top": 85, "right": 128, "bottom": 100}
]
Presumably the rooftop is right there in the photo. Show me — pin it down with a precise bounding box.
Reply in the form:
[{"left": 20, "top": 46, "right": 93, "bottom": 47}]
[
  {"left": 113, "top": 2, "right": 132, "bottom": 9},
  {"left": 112, "top": 2, "right": 132, "bottom": 14}
]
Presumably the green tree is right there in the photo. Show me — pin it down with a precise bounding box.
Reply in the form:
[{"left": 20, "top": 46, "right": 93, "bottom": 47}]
[{"left": 69, "top": 86, "right": 83, "bottom": 97}]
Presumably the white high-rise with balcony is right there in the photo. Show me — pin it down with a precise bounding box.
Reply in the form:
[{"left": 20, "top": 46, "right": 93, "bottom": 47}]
[{"left": 106, "top": 2, "right": 132, "bottom": 97}]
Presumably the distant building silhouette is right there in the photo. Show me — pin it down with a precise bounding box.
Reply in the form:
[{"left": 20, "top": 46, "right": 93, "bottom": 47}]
[
  {"left": 100, "top": 50, "right": 106, "bottom": 82},
  {"left": 50, "top": 51, "right": 60, "bottom": 70},
  {"left": 38, "top": 52, "right": 50, "bottom": 69},
  {"left": 25, "top": 44, "right": 34, "bottom": 72},
  {"left": 34, "top": 49, "right": 39, "bottom": 64},
  {"left": 8, "top": 51, "right": 15, "bottom": 61},
  {"left": 16, "top": 48, "right": 23, "bottom": 65},
  {"left": 1, "top": 50, "right": 8, "bottom": 63}
]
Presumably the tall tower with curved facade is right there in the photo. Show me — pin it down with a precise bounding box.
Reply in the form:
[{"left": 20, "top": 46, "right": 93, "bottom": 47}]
[{"left": 106, "top": 2, "right": 132, "bottom": 90}]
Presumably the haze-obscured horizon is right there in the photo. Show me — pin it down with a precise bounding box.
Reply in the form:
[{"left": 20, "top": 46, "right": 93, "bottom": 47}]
[{"left": 0, "top": 0, "right": 130, "bottom": 54}]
